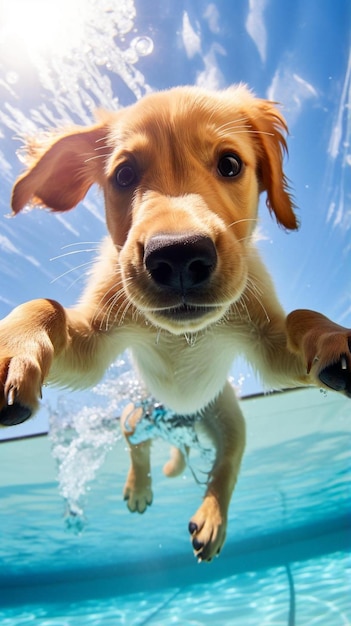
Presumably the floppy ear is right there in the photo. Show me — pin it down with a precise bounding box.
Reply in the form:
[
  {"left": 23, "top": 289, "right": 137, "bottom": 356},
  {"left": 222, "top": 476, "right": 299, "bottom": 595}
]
[
  {"left": 11, "top": 124, "right": 110, "bottom": 214},
  {"left": 250, "top": 99, "right": 298, "bottom": 230}
]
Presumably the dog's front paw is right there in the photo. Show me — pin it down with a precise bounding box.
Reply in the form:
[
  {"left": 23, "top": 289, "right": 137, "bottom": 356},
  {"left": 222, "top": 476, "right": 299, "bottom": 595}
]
[
  {"left": 0, "top": 355, "right": 44, "bottom": 426},
  {"left": 287, "top": 310, "right": 351, "bottom": 398},
  {"left": 188, "top": 495, "right": 227, "bottom": 562},
  {"left": 123, "top": 474, "right": 153, "bottom": 514},
  {"left": 306, "top": 330, "right": 351, "bottom": 398},
  {"left": 318, "top": 348, "right": 351, "bottom": 397}
]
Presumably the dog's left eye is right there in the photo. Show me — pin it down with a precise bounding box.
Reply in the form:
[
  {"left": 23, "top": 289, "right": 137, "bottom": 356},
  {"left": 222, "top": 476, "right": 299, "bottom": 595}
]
[
  {"left": 217, "top": 153, "right": 242, "bottom": 178},
  {"left": 114, "top": 163, "right": 138, "bottom": 188}
]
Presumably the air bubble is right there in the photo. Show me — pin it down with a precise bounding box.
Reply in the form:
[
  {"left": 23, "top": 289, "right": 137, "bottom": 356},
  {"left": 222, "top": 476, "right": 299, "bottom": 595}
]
[
  {"left": 123, "top": 48, "right": 139, "bottom": 64},
  {"left": 118, "top": 18, "right": 134, "bottom": 35},
  {"left": 131, "top": 36, "right": 154, "bottom": 57}
]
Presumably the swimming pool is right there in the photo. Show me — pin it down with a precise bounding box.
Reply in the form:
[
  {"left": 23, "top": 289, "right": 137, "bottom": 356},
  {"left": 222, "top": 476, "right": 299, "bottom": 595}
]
[
  {"left": 0, "top": 0, "right": 350, "bottom": 623},
  {"left": 1, "top": 388, "right": 350, "bottom": 624}
]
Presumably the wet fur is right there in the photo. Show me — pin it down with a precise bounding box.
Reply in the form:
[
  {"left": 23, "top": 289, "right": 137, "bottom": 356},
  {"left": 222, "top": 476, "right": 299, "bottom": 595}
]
[{"left": 1, "top": 85, "right": 350, "bottom": 561}]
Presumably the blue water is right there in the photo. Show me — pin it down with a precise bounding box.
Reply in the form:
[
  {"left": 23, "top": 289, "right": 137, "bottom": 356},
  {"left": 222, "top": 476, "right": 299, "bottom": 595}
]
[
  {"left": 0, "top": 0, "right": 350, "bottom": 623},
  {"left": 1, "top": 389, "right": 350, "bottom": 624},
  {"left": 0, "top": 554, "right": 350, "bottom": 625}
]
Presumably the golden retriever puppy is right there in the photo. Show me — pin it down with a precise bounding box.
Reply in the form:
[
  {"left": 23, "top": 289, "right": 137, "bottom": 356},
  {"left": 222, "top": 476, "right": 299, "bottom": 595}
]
[{"left": 0, "top": 85, "right": 350, "bottom": 562}]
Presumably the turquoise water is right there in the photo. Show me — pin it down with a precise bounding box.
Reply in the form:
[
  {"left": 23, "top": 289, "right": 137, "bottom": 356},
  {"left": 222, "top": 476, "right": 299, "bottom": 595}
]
[
  {"left": 1, "top": 389, "right": 350, "bottom": 624},
  {"left": 0, "top": 554, "right": 350, "bottom": 625},
  {"left": 0, "top": 1, "right": 350, "bottom": 623}
]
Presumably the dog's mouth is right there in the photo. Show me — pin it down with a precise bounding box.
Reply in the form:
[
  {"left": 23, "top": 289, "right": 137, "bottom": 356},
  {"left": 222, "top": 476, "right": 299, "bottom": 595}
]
[
  {"left": 137, "top": 299, "right": 229, "bottom": 334},
  {"left": 158, "top": 303, "right": 219, "bottom": 321}
]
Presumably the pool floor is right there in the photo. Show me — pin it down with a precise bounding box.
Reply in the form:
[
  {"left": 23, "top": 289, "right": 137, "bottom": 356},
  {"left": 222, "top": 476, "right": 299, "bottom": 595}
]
[{"left": 0, "top": 551, "right": 350, "bottom": 625}]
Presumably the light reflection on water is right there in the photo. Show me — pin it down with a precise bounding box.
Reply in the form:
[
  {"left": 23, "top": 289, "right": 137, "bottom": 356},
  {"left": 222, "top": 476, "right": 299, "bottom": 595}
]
[{"left": 0, "top": 553, "right": 349, "bottom": 625}]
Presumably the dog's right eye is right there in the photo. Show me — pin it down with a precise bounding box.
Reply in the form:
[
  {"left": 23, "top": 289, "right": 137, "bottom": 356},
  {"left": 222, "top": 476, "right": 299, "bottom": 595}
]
[
  {"left": 114, "top": 163, "right": 138, "bottom": 188},
  {"left": 217, "top": 153, "right": 242, "bottom": 178}
]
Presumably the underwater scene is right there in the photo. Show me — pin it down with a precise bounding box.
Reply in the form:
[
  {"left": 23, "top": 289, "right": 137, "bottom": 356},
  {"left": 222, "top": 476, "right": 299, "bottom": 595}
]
[{"left": 0, "top": 0, "right": 350, "bottom": 624}]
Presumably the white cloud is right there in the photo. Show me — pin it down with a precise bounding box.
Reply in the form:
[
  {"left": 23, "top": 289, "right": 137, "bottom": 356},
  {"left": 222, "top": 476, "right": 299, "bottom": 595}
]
[
  {"left": 182, "top": 11, "right": 201, "bottom": 59},
  {"left": 0, "top": 149, "right": 13, "bottom": 183},
  {"left": 328, "top": 48, "right": 351, "bottom": 160},
  {"left": 245, "top": 0, "right": 268, "bottom": 64},
  {"left": 203, "top": 4, "right": 220, "bottom": 34},
  {"left": 196, "top": 43, "right": 226, "bottom": 91},
  {"left": 54, "top": 213, "right": 80, "bottom": 237},
  {"left": 267, "top": 68, "right": 318, "bottom": 125},
  {"left": 0, "top": 233, "right": 19, "bottom": 254},
  {"left": 0, "top": 233, "right": 41, "bottom": 267}
]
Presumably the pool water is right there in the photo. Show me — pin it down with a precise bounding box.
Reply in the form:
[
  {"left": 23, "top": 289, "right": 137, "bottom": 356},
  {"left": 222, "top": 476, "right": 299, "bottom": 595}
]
[
  {"left": 0, "top": 554, "right": 349, "bottom": 625},
  {"left": 0, "top": 0, "right": 350, "bottom": 623},
  {"left": 1, "top": 388, "right": 350, "bottom": 625}
]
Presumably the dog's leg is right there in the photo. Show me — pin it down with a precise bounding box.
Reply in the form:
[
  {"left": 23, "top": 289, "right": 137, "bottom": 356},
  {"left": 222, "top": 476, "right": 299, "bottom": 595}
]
[
  {"left": 120, "top": 403, "right": 153, "bottom": 513},
  {"left": 163, "top": 445, "right": 189, "bottom": 477},
  {"left": 0, "top": 299, "right": 70, "bottom": 425},
  {"left": 287, "top": 309, "right": 351, "bottom": 397},
  {"left": 188, "top": 381, "right": 246, "bottom": 562},
  {"left": 0, "top": 298, "right": 124, "bottom": 426}
]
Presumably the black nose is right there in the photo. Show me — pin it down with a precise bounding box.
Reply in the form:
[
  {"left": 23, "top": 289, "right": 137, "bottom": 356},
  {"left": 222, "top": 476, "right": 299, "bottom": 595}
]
[{"left": 144, "top": 233, "right": 217, "bottom": 292}]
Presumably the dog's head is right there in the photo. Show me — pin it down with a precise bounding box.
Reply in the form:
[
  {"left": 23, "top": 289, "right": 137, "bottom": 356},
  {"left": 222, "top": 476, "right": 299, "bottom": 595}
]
[{"left": 12, "top": 85, "right": 297, "bottom": 334}]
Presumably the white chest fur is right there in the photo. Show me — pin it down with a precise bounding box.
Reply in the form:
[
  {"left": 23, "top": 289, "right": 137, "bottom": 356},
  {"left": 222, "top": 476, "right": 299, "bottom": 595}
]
[{"left": 129, "top": 323, "right": 240, "bottom": 414}]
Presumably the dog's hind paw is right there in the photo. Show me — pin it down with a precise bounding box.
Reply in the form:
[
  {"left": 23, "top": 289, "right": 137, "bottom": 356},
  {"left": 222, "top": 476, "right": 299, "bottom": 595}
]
[{"left": 123, "top": 483, "right": 153, "bottom": 514}]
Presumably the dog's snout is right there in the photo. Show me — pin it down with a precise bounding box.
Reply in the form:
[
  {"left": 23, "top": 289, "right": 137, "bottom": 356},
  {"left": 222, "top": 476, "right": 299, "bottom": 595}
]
[{"left": 144, "top": 233, "right": 217, "bottom": 291}]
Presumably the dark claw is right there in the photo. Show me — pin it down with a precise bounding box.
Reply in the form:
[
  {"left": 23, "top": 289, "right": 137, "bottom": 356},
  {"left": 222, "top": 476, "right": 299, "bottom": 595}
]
[
  {"left": 0, "top": 402, "right": 32, "bottom": 426},
  {"left": 192, "top": 537, "right": 204, "bottom": 551},
  {"left": 188, "top": 521, "right": 198, "bottom": 535},
  {"left": 319, "top": 356, "right": 351, "bottom": 398}
]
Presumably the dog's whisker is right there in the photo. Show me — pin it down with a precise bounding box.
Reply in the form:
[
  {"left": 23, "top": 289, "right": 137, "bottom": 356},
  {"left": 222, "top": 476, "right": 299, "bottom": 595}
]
[
  {"left": 183, "top": 331, "right": 199, "bottom": 347},
  {"left": 63, "top": 262, "right": 97, "bottom": 292},
  {"left": 92, "top": 280, "right": 127, "bottom": 328},
  {"left": 50, "top": 261, "right": 95, "bottom": 284},
  {"left": 94, "top": 142, "right": 111, "bottom": 150},
  {"left": 119, "top": 299, "right": 136, "bottom": 327},
  {"left": 226, "top": 217, "right": 257, "bottom": 230},
  {"left": 245, "top": 278, "right": 271, "bottom": 323},
  {"left": 218, "top": 128, "right": 274, "bottom": 138},
  {"left": 100, "top": 286, "right": 129, "bottom": 329},
  {"left": 84, "top": 153, "right": 111, "bottom": 163},
  {"left": 155, "top": 326, "right": 163, "bottom": 345},
  {"left": 215, "top": 116, "right": 251, "bottom": 131},
  {"left": 104, "top": 278, "right": 135, "bottom": 328},
  {"left": 114, "top": 292, "right": 132, "bottom": 325},
  {"left": 237, "top": 293, "right": 252, "bottom": 323},
  {"left": 50, "top": 248, "right": 99, "bottom": 261},
  {"left": 61, "top": 241, "right": 100, "bottom": 248}
]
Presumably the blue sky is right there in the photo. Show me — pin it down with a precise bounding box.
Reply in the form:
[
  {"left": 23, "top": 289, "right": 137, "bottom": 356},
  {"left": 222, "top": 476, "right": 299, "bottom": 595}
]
[{"left": 0, "top": 0, "right": 350, "bottom": 437}]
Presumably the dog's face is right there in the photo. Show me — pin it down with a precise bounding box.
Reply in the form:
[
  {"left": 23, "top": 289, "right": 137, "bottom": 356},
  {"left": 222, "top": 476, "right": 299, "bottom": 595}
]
[{"left": 11, "top": 86, "right": 297, "bottom": 334}]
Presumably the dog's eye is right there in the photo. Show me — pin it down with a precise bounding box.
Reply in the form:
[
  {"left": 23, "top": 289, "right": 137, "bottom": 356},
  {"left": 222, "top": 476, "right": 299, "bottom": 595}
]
[
  {"left": 217, "top": 153, "right": 242, "bottom": 178},
  {"left": 114, "top": 163, "right": 138, "bottom": 188}
]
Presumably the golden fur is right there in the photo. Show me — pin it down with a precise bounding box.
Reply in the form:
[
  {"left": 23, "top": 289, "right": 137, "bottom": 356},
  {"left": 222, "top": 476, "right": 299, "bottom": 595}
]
[{"left": 1, "top": 85, "right": 350, "bottom": 561}]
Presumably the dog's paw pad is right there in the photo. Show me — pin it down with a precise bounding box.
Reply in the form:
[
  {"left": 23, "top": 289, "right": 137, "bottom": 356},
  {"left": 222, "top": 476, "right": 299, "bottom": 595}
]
[
  {"left": 0, "top": 402, "right": 32, "bottom": 426},
  {"left": 319, "top": 356, "right": 351, "bottom": 398},
  {"left": 123, "top": 485, "right": 153, "bottom": 514}
]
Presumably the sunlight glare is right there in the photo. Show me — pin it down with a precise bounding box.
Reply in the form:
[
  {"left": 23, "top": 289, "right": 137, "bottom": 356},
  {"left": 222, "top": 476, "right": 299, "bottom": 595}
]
[{"left": 2, "top": 0, "right": 88, "bottom": 60}]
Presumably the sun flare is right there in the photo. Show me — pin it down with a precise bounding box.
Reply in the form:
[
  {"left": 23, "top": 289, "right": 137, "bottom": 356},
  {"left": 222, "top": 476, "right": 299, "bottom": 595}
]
[{"left": 2, "top": 0, "right": 88, "bottom": 60}]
